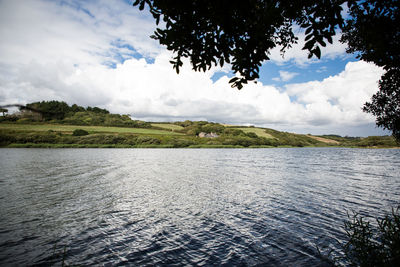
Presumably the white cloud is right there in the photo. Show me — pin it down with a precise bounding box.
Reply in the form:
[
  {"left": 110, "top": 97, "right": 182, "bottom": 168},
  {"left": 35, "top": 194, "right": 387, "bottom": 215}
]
[
  {"left": 316, "top": 66, "right": 328, "bottom": 73},
  {"left": 0, "top": 48, "right": 385, "bottom": 135},
  {"left": 0, "top": 0, "right": 388, "bottom": 136},
  {"left": 284, "top": 61, "right": 385, "bottom": 128},
  {"left": 272, "top": 71, "right": 299, "bottom": 82},
  {"left": 0, "top": 0, "right": 160, "bottom": 70}
]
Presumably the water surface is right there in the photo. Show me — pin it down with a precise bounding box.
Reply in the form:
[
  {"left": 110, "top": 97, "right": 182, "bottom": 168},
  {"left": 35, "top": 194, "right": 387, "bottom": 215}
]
[{"left": 0, "top": 148, "right": 399, "bottom": 266}]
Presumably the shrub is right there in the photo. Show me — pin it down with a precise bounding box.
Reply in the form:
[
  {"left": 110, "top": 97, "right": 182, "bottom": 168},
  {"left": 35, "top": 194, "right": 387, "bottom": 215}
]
[
  {"left": 342, "top": 207, "right": 400, "bottom": 266},
  {"left": 171, "top": 138, "right": 195, "bottom": 147},
  {"left": 245, "top": 132, "right": 258, "bottom": 138},
  {"left": 72, "top": 129, "right": 89, "bottom": 136},
  {"left": 136, "top": 136, "right": 161, "bottom": 145},
  {"left": 319, "top": 207, "right": 400, "bottom": 266}
]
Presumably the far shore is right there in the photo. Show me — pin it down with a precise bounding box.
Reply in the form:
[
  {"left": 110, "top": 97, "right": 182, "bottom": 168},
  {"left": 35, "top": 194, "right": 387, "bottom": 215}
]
[{"left": 2, "top": 143, "right": 399, "bottom": 149}]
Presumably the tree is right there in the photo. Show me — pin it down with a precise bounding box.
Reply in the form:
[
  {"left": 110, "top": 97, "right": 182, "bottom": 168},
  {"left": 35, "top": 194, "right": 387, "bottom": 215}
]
[
  {"left": 133, "top": 0, "right": 346, "bottom": 89},
  {"left": 70, "top": 104, "right": 85, "bottom": 113},
  {"left": 86, "top": 106, "right": 110, "bottom": 114},
  {"left": 133, "top": 0, "right": 400, "bottom": 140},
  {"left": 363, "top": 69, "right": 400, "bottom": 140},
  {"left": 341, "top": 0, "right": 399, "bottom": 141},
  {"left": 0, "top": 108, "right": 8, "bottom": 116},
  {"left": 26, "top": 100, "right": 71, "bottom": 120}
]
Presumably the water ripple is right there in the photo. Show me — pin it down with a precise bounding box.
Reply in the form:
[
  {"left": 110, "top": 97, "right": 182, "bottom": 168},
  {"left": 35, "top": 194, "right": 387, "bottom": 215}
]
[{"left": 0, "top": 148, "right": 399, "bottom": 266}]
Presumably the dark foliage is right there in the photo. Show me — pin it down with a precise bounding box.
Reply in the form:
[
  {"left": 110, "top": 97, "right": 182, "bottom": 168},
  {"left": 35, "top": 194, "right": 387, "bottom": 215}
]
[
  {"left": 341, "top": 0, "right": 400, "bottom": 141},
  {"left": 363, "top": 68, "right": 400, "bottom": 141},
  {"left": 134, "top": 0, "right": 399, "bottom": 140},
  {"left": 133, "top": 0, "right": 346, "bottom": 89},
  {"left": 342, "top": 208, "right": 400, "bottom": 266},
  {"left": 25, "top": 101, "right": 111, "bottom": 121},
  {"left": 72, "top": 129, "right": 89, "bottom": 136},
  {"left": 26, "top": 101, "right": 71, "bottom": 120},
  {"left": 341, "top": 0, "right": 399, "bottom": 70},
  {"left": 86, "top": 106, "right": 110, "bottom": 114}
]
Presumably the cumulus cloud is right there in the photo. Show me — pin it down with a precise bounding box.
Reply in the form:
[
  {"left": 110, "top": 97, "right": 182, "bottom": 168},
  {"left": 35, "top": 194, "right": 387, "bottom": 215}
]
[
  {"left": 0, "top": 49, "right": 384, "bottom": 135},
  {"left": 0, "top": 0, "right": 388, "bottom": 136},
  {"left": 272, "top": 71, "right": 299, "bottom": 82},
  {"left": 0, "top": 0, "right": 160, "bottom": 70}
]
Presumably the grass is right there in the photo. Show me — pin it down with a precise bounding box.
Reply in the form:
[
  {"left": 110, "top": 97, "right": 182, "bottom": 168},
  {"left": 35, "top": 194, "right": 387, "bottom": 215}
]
[
  {"left": 0, "top": 123, "right": 183, "bottom": 135},
  {"left": 307, "top": 135, "right": 340, "bottom": 144},
  {"left": 151, "top": 123, "right": 184, "bottom": 131},
  {"left": 232, "top": 127, "right": 275, "bottom": 139}
]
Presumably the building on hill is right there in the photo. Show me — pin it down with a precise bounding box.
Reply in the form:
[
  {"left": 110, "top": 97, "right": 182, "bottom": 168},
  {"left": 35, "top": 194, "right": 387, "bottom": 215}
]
[{"left": 198, "top": 132, "right": 219, "bottom": 138}]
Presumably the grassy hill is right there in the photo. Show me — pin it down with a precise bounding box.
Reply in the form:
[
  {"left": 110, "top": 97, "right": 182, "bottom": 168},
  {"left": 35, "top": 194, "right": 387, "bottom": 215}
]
[
  {"left": 0, "top": 100, "right": 397, "bottom": 148},
  {"left": 1, "top": 121, "right": 397, "bottom": 148}
]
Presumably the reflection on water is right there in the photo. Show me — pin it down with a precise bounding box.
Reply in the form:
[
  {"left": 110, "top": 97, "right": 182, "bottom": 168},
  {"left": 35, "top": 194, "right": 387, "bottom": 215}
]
[{"left": 0, "top": 148, "right": 399, "bottom": 266}]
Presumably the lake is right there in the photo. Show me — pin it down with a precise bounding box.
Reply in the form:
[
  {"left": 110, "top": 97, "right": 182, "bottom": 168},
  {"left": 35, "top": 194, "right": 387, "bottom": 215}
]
[{"left": 0, "top": 148, "right": 399, "bottom": 266}]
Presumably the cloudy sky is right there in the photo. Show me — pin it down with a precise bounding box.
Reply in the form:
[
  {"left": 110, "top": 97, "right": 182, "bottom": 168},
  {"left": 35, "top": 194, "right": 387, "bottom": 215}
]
[{"left": 0, "top": 0, "right": 388, "bottom": 136}]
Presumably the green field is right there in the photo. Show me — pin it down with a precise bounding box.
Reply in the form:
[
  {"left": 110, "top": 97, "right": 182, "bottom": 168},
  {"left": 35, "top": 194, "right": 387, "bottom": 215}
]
[
  {"left": 151, "top": 123, "right": 184, "bottom": 131},
  {"left": 0, "top": 123, "right": 182, "bottom": 135},
  {"left": 232, "top": 127, "right": 275, "bottom": 139}
]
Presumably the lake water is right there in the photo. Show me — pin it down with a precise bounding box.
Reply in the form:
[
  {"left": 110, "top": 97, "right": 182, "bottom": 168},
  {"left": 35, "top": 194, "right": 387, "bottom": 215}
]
[{"left": 0, "top": 148, "right": 399, "bottom": 266}]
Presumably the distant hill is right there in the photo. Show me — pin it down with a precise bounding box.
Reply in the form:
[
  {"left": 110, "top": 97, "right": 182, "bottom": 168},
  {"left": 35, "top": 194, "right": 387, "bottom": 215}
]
[{"left": 0, "top": 100, "right": 398, "bottom": 148}]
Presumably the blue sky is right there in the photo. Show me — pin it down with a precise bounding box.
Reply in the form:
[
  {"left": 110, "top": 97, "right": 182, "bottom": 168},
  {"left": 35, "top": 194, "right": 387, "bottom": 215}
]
[{"left": 0, "top": 0, "right": 389, "bottom": 136}]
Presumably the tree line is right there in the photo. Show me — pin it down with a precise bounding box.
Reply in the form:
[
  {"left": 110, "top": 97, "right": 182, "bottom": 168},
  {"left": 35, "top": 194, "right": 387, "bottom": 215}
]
[{"left": 0, "top": 100, "right": 151, "bottom": 128}]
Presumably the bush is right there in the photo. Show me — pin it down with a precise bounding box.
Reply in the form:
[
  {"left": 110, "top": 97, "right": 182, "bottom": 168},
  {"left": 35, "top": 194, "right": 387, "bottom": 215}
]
[
  {"left": 245, "top": 132, "right": 258, "bottom": 138},
  {"left": 72, "top": 129, "right": 89, "bottom": 136},
  {"left": 342, "top": 207, "right": 400, "bottom": 266},
  {"left": 320, "top": 207, "right": 400, "bottom": 266},
  {"left": 136, "top": 136, "right": 161, "bottom": 145}
]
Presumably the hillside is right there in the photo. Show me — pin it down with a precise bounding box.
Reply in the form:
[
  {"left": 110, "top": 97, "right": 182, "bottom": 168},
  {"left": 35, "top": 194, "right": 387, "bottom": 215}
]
[
  {"left": 0, "top": 101, "right": 398, "bottom": 148},
  {"left": 0, "top": 121, "right": 397, "bottom": 148}
]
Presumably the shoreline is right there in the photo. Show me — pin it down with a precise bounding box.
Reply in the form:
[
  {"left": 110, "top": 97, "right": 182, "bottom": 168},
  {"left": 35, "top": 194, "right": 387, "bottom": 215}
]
[{"left": 1, "top": 143, "right": 399, "bottom": 149}]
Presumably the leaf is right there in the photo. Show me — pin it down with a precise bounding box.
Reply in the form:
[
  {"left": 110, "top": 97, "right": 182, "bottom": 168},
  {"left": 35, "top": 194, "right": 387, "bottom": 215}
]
[
  {"left": 314, "top": 46, "right": 321, "bottom": 59},
  {"left": 155, "top": 14, "right": 160, "bottom": 25},
  {"left": 139, "top": 1, "right": 145, "bottom": 10},
  {"left": 318, "top": 39, "right": 326, "bottom": 47},
  {"left": 326, "top": 35, "right": 333, "bottom": 44},
  {"left": 302, "top": 39, "right": 314, "bottom": 51},
  {"left": 229, "top": 77, "right": 239, "bottom": 83}
]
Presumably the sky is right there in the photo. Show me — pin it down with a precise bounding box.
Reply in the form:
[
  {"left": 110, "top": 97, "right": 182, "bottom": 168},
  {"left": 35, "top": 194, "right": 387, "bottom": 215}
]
[{"left": 0, "top": 0, "right": 389, "bottom": 136}]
